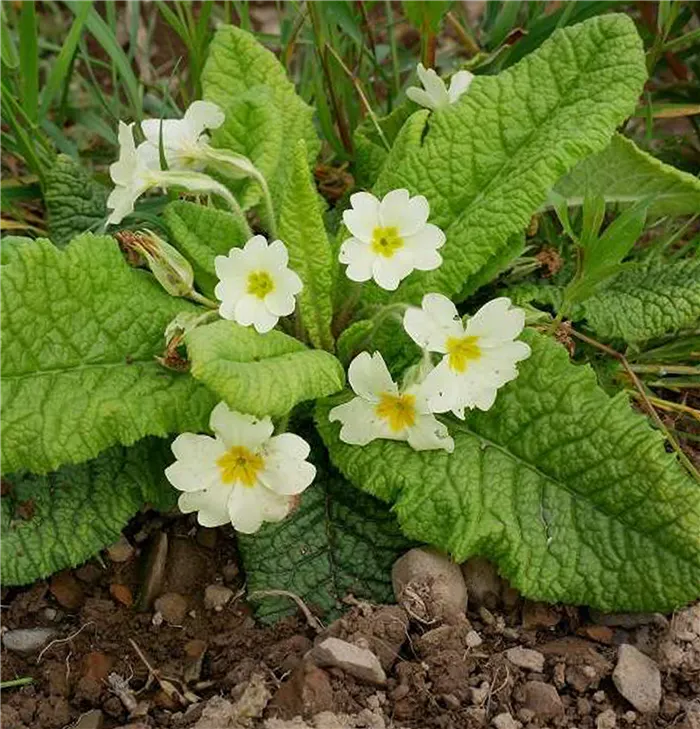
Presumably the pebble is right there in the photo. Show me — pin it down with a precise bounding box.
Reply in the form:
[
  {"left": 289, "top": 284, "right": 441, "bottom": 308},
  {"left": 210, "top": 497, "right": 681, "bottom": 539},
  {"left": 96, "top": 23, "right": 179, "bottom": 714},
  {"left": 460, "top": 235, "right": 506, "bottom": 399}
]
[
  {"left": 83, "top": 652, "right": 114, "bottom": 682},
  {"left": 522, "top": 681, "right": 563, "bottom": 720},
  {"left": 392, "top": 547, "right": 467, "bottom": 621},
  {"left": 222, "top": 561, "right": 239, "bottom": 582},
  {"left": 2, "top": 627, "right": 56, "bottom": 655},
  {"left": 272, "top": 662, "right": 334, "bottom": 719},
  {"left": 312, "top": 637, "right": 386, "bottom": 685},
  {"left": 596, "top": 708, "right": 617, "bottom": 729},
  {"left": 612, "top": 644, "right": 662, "bottom": 713},
  {"left": 204, "top": 584, "right": 233, "bottom": 611},
  {"left": 75, "top": 563, "right": 102, "bottom": 584},
  {"left": 470, "top": 682, "right": 490, "bottom": 706},
  {"left": 492, "top": 711, "right": 522, "bottom": 729},
  {"left": 522, "top": 601, "right": 561, "bottom": 630},
  {"left": 465, "top": 630, "right": 483, "bottom": 648},
  {"left": 154, "top": 592, "right": 188, "bottom": 625},
  {"left": 462, "top": 557, "right": 503, "bottom": 610},
  {"left": 505, "top": 646, "right": 545, "bottom": 673},
  {"left": 50, "top": 572, "right": 84, "bottom": 610},
  {"left": 591, "top": 611, "right": 667, "bottom": 629},
  {"left": 109, "top": 584, "right": 133, "bottom": 607},
  {"left": 106, "top": 534, "right": 135, "bottom": 563},
  {"left": 74, "top": 709, "right": 105, "bottom": 729}
]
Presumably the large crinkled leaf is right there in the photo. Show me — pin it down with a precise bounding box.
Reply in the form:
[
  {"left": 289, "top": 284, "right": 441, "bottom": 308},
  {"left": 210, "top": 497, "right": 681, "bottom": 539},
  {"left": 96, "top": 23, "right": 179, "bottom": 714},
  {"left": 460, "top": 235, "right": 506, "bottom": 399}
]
[
  {"left": 163, "top": 201, "right": 249, "bottom": 298},
  {"left": 583, "top": 258, "right": 700, "bottom": 342},
  {"left": 202, "top": 25, "right": 320, "bottom": 215},
  {"left": 1, "top": 439, "right": 175, "bottom": 586},
  {"left": 317, "top": 330, "right": 700, "bottom": 612},
  {"left": 1, "top": 234, "right": 216, "bottom": 474},
  {"left": 278, "top": 140, "right": 335, "bottom": 351},
  {"left": 372, "top": 15, "right": 646, "bottom": 304},
  {"left": 240, "top": 472, "right": 414, "bottom": 623},
  {"left": 186, "top": 320, "right": 345, "bottom": 419},
  {"left": 44, "top": 154, "right": 107, "bottom": 246},
  {"left": 551, "top": 134, "right": 700, "bottom": 218}
]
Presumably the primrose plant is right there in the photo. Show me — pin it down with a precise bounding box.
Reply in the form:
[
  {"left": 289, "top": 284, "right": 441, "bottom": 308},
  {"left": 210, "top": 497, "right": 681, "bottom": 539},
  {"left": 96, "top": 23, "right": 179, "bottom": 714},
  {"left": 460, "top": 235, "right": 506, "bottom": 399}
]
[{"left": 3, "top": 14, "right": 700, "bottom": 619}]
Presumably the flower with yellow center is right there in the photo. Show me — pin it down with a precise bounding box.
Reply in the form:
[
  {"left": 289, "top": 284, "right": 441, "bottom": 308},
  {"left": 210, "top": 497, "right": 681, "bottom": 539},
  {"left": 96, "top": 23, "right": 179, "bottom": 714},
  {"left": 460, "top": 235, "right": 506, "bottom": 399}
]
[
  {"left": 215, "top": 235, "right": 302, "bottom": 334},
  {"left": 165, "top": 402, "right": 316, "bottom": 533},
  {"left": 329, "top": 351, "right": 454, "bottom": 452},
  {"left": 403, "top": 294, "right": 531, "bottom": 417},
  {"left": 339, "top": 189, "right": 446, "bottom": 291}
]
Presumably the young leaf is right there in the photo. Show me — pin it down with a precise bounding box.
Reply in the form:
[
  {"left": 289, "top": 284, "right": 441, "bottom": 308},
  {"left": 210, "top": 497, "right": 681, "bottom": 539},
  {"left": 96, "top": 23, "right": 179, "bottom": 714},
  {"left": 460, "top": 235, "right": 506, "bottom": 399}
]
[
  {"left": 44, "top": 154, "right": 107, "bottom": 246},
  {"left": 1, "top": 234, "right": 216, "bottom": 474},
  {"left": 202, "top": 25, "right": 320, "bottom": 215},
  {"left": 1, "top": 439, "right": 175, "bottom": 586},
  {"left": 317, "top": 331, "right": 700, "bottom": 612},
  {"left": 372, "top": 15, "right": 647, "bottom": 304},
  {"left": 186, "top": 320, "right": 345, "bottom": 419},
  {"left": 163, "top": 200, "right": 250, "bottom": 298},
  {"left": 278, "top": 140, "right": 335, "bottom": 351},
  {"left": 239, "top": 473, "right": 414, "bottom": 623},
  {"left": 551, "top": 134, "right": 700, "bottom": 218}
]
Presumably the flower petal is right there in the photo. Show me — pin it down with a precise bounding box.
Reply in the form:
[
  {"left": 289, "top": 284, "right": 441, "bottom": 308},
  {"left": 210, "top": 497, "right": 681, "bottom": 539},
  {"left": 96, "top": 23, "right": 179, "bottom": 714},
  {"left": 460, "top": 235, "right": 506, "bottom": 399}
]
[
  {"left": 343, "top": 192, "right": 380, "bottom": 242},
  {"left": 165, "top": 433, "right": 225, "bottom": 492},
  {"left": 184, "top": 100, "right": 225, "bottom": 136},
  {"left": 340, "top": 238, "right": 375, "bottom": 282},
  {"left": 235, "top": 294, "right": 278, "bottom": 333},
  {"left": 264, "top": 289, "right": 296, "bottom": 317},
  {"left": 372, "top": 253, "right": 413, "bottom": 291},
  {"left": 266, "top": 238, "right": 289, "bottom": 269},
  {"left": 466, "top": 297, "right": 526, "bottom": 343},
  {"left": 178, "top": 486, "right": 232, "bottom": 528},
  {"left": 406, "top": 86, "right": 438, "bottom": 110},
  {"left": 407, "top": 414, "right": 454, "bottom": 453},
  {"left": 403, "top": 293, "right": 463, "bottom": 352},
  {"left": 447, "top": 70, "right": 474, "bottom": 103},
  {"left": 227, "top": 482, "right": 291, "bottom": 533},
  {"left": 209, "top": 402, "right": 273, "bottom": 451},
  {"left": 347, "top": 351, "right": 397, "bottom": 401},
  {"left": 259, "top": 433, "right": 316, "bottom": 495},
  {"left": 417, "top": 63, "right": 449, "bottom": 106},
  {"left": 379, "top": 189, "right": 429, "bottom": 235},
  {"left": 329, "top": 396, "right": 390, "bottom": 446}
]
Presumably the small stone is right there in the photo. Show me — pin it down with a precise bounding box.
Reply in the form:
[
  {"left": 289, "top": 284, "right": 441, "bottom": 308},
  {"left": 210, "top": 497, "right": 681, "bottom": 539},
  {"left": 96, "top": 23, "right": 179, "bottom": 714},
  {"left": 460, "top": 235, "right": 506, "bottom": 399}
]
[
  {"left": 106, "top": 534, "right": 135, "bottom": 563},
  {"left": 75, "top": 563, "right": 102, "bottom": 584},
  {"left": 312, "top": 637, "right": 386, "bottom": 685},
  {"left": 392, "top": 547, "right": 467, "bottom": 622},
  {"left": 591, "top": 611, "right": 667, "bottom": 629},
  {"left": 466, "top": 630, "right": 483, "bottom": 648},
  {"left": 596, "top": 709, "right": 617, "bottom": 729},
  {"left": 578, "top": 625, "right": 615, "bottom": 644},
  {"left": 109, "top": 584, "right": 133, "bottom": 607},
  {"left": 623, "top": 710, "right": 637, "bottom": 724},
  {"left": 612, "top": 644, "right": 661, "bottom": 714},
  {"left": 74, "top": 710, "right": 104, "bottom": 729},
  {"left": 154, "top": 592, "right": 188, "bottom": 625},
  {"left": 522, "top": 601, "right": 561, "bottom": 630},
  {"left": 2, "top": 627, "right": 56, "bottom": 655},
  {"left": 442, "top": 693, "right": 460, "bottom": 709},
  {"left": 204, "top": 584, "right": 233, "bottom": 611},
  {"left": 43, "top": 607, "right": 58, "bottom": 621},
  {"left": 50, "top": 572, "right": 84, "bottom": 610},
  {"left": 462, "top": 557, "right": 503, "bottom": 610},
  {"left": 505, "top": 646, "right": 545, "bottom": 673},
  {"left": 593, "top": 690, "right": 606, "bottom": 703},
  {"left": 522, "top": 681, "right": 563, "bottom": 720},
  {"left": 470, "top": 682, "right": 490, "bottom": 706},
  {"left": 83, "top": 652, "right": 114, "bottom": 682},
  {"left": 222, "top": 561, "right": 239, "bottom": 582},
  {"left": 492, "top": 711, "right": 522, "bottom": 729}
]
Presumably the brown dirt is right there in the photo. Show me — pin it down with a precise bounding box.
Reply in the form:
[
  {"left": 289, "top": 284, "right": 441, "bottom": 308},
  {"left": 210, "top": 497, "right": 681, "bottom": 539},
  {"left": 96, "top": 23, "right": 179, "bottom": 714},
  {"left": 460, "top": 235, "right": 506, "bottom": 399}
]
[{"left": 2, "top": 513, "right": 699, "bottom": 729}]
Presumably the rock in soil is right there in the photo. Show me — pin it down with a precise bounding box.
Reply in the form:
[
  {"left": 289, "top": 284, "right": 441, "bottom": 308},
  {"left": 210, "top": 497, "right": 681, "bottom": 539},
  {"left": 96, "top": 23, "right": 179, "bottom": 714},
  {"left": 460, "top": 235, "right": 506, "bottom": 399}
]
[
  {"left": 106, "top": 534, "right": 135, "bottom": 563},
  {"left": 492, "top": 711, "right": 522, "bottom": 729},
  {"left": 505, "top": 646, "right": 545, "bottom": 672},
  {"left": 74, "top": 709, "right": 104, "bottom": 729},
  {"left": 521, "top": 680, "right": 564, "bottom": 720},
  {"left": 49, "top": 571, "right": 84, "bottom": 610},
  {"left": 312, "top": 637, "right": 386, "bottom": 685},
  {"left": 461, "top": 557, "right": 505, "bottom": 610},
  {"left": 271, "top": 661, "right": 334, "bottom": 719},
  {"left": 154, "top": 592, "right": 188, "bottom": 625},
  {"left": 2, "top": 627, "right": 56, "bottom": 655},
  {"left": 392, "top": 547, "right": 467, "bottom": 622},
  {"left": 613, "top": 643, "right": 662, "bottom": 713},
  {"left": 204, "top": 584, "right": 234, "bottom": 611},
  {"left": 591, "top": 611, "right": 667, "bottom": 629},
  {"left": 521, "top": 601, "right": 561, "bottom": 630}
]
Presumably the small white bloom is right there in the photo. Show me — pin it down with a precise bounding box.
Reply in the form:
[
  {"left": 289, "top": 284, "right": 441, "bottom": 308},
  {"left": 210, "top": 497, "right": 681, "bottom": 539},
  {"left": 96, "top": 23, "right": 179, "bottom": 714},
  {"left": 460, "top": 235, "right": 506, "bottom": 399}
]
[
  {"left": 165, "top": 402, "right": 316, "bottom": 533},
  {"left": 406, "top": 63, "right": 474, "bottom": 111},
  {"left": 140, "top": 100, "right": 225, "bottom": 171},
  {"left": 214, "top": 235, "right": 302, "bottom": 334},
  {"left": 403, "top": 294, "right": 531, "bottom": 417},
  {"left": 339, "top": 189, "right": 445, "bottom": 291},
  {"left": 329, "top": 351, "right": 454, "bottom": 452}
]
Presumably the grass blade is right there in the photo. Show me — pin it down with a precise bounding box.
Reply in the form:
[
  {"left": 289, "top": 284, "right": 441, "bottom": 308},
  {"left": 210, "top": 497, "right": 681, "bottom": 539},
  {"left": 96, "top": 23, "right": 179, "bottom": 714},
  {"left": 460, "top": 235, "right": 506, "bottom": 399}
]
[{"left": 18, "top": 0, "right": 39, "bottom": 122}]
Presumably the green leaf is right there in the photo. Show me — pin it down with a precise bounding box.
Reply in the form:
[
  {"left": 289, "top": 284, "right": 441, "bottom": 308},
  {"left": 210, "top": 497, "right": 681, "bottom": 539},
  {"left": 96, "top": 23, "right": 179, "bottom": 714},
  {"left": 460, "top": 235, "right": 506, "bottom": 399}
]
[
  {"left": 583, "top": 258, "right": 700, "bottom": 342},
  {"left": 207, "top": 87, "right": 283, "bottom": 211},
  {"left": 458, "top": 233, "right": 526, "bottom": 300},
  {"left": 317, "top": 330, "right": 700, "bottom": 612},
  {"left": 44, "top": 154, "right": 107, "bottom": 246},
  {"left": 1, "top": 234, "right": 216, "bottom": 474},
  {"left": 186, "top": 320, "right": 345, "bottom": 419},
  {"left": 402, "top": 1, "right": 451, "bottom": 33},
  {"left": 239, "top": 472, "right": 414, "bottom": 623},
  {"left": 551, "top": 134, "right": 700, "bottom": 219},
  {"left": 202, "top": 25, "right": 320, "bottom": 216},
  {"left": 1, "top": 439, "right": 175, "bottom": 586},
  {"left": 278, "top": 140, "right": 335, "bottom": 351},
  {"left": 163, "top": 200, "right": 250, "bottom": 298},
  {"left": 372, "top": 15, "right": 647, "bottom": 304}
]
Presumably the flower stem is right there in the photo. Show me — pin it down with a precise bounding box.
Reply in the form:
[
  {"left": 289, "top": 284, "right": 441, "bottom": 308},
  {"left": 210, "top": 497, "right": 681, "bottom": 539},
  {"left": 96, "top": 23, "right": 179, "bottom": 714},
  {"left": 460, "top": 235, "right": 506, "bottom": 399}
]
[{"left": 188, "top": 290, "right": 219, "bottom": 309}]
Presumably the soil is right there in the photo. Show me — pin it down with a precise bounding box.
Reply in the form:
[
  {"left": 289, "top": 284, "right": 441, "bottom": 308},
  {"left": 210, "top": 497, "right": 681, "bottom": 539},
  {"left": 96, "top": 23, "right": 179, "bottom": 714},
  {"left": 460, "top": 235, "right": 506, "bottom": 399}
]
[{"left": 2, "top": 513, "right": 699, "bottom": 729}]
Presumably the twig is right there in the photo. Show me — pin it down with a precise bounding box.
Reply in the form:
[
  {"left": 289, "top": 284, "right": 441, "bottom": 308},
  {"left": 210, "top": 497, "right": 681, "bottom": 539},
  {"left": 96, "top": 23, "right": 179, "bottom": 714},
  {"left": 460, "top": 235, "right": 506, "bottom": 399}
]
[
  {"left": 561, "top": 322, "right": 700, "bottom": 484},
  {"left": 128, "top": 638, "right": 192, "bottom": 705},
  {"left": 446, "top": 11, "right": 480, "bottom": 57},
  {"left": 37, "top": 622, "right": 94, "bottom": 663},
  {"left": 0, "top": 677, "right": 34, "bottom": 689},
  {"left": 248, "top": 590, "right": 324, "bottom": 633}
]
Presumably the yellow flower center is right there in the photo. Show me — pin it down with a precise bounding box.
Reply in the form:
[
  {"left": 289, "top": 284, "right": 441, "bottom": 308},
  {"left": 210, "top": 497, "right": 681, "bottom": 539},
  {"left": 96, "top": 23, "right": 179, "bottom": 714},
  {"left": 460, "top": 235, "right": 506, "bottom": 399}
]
[
  {"left": 446, "top": 335, "right": 481, "bottom": 373},
  {"left": 247, "top": 270, "right": 275, "bottom": 299},
  {"left": 371, "top": 226, "right": 404, "bottom": 258},
  {"left": 375, "top": 392, "right": 417, "bottom": 432},
  {"left": 217, "top": 446, "right": 264, "bottom": 487}
]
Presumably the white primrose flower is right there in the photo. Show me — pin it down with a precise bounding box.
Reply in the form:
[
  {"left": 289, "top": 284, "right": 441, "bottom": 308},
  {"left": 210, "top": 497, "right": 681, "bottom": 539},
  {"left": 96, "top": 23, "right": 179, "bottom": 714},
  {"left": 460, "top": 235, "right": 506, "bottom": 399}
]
[
  {"left": 107, "top": 120, "right": 240, "bottom": 226},
  {"left": 403, "top": 294, "right": 531, "bottom": 417},
  {"left": 339, "top": 189, "right": 445, "bottom": 291},
  {"left": 214, "top": 235, "right": 302, "bottom": 334},
  {"left": 406, "top": 63, "right": 474, "bottom": 111},
  {"left": 329, "top": 351, "right": 454, "bottom": 453},
  {"left": 165, "top": 402, "right": 316, "bottom": 533}
]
